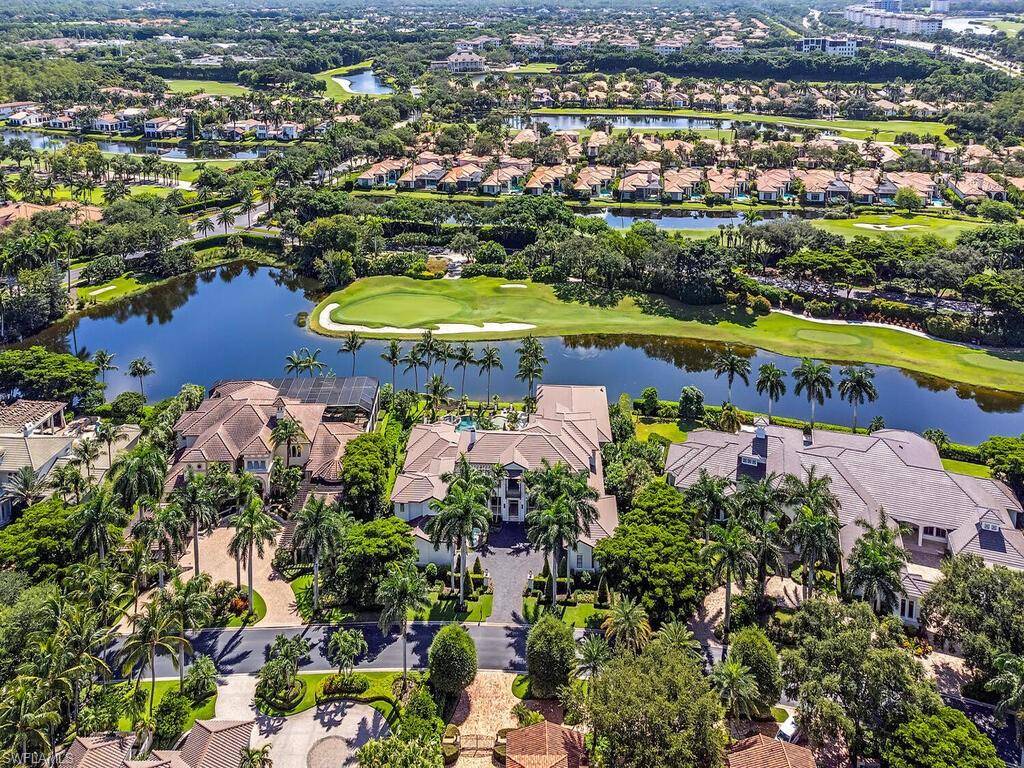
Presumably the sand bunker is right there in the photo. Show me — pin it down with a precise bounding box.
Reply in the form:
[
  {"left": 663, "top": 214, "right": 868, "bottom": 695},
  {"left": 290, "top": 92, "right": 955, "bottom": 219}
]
[
  {"left": 89, "top": 285, "right": 118, "bottom": 296},
  {"left": 317, "top": 303, "right": 535, "bottom": 335},
  {"left": 852, "top": 223, "right": 923, "bottom": 231},
  {"left": 500, "top": 283, "right": 528, "bottom": 289}
]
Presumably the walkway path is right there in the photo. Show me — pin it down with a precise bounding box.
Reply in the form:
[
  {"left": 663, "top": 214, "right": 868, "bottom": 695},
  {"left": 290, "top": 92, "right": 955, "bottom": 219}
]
[{"left": 479, "top": 523, "right": 543, "bottom": 624}]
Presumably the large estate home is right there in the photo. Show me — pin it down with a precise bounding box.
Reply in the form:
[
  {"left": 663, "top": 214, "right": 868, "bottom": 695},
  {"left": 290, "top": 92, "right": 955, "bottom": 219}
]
[
  {"left": 58, "top": 720, "right": 254, "bottom": 768},
  {"left": 0, "top": 399, "right": 140, "bottom": 525},
  {"left": 665, "top": 421, "right": 1024, "bottom": 626},
  {"left": 391, "top": 385, "right": 618, "bottom": 572},
  {"left": 167, "top": 377, "right": 379, "bottom": 504}
]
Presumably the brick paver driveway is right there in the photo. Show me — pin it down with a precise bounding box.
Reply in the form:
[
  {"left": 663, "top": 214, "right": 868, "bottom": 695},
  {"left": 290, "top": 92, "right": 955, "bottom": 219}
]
[{"left": 479, "top": 523, "right": 543, "bottom": 624}]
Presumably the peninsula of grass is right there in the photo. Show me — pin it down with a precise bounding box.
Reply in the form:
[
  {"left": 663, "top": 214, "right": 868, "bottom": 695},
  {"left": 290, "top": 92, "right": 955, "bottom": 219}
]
[
  {"left": 311, "top": 276, "right": 1024, "bottom": 394},
  {"left": 530, "top": 107, "right": 953, "bottom": 143},
  {"left": 164, "top": 78, "right": 249, "bottom": 96}
]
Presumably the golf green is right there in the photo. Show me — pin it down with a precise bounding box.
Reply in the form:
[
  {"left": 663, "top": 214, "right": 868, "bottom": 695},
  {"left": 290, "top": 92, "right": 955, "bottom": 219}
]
[{"left": 795, "top": 329, "right": 862, "bottom": 346}]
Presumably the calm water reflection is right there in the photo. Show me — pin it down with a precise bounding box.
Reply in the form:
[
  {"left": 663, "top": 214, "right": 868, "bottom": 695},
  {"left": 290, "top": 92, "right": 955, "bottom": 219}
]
[{"left": 20, "top": 264, "right": 1024, "bottom": 443}]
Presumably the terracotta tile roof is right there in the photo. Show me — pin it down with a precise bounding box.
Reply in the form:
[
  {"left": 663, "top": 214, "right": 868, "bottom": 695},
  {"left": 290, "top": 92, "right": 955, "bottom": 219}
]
[
  {"left": 0, "top": 399, "right": 65, "bottom": 433},
  {"left": 59, "top": 733, "right": 136, "bottom": 768},
  {"left": 728, "top": 734, "right": 816, "bottom": 768},
  {"left": 178, "top": 720, "right": 253, "bottom": 768},
  {"left": 506, "top": 721, "right": 586, "bottom": 768}
]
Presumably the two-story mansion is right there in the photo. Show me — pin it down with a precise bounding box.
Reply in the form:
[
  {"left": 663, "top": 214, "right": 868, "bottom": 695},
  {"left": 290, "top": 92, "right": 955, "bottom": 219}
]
[
  {"left": 391, "top": 385, "right": 618, "bottom": 572},
  {"left": 166, "top": 377, "right": 379, "bottom": 503},
  {"left": 664, "top": 420, "right": 1024, "bottom": 626}
]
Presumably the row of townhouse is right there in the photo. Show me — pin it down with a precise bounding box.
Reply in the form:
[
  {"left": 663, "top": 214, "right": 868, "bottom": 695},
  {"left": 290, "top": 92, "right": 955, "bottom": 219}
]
[
  {"left": 2, "top": 104, "right": 148, "bottom": 133},
  {"left": 199, "top": 119, "right": 307, "bottom": 141}
]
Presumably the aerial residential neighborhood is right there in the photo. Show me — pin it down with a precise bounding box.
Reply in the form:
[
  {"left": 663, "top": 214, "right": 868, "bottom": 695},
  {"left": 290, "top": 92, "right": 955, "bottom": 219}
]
[{"left": 2, "top": 0, "right": 1024, "bottom": 766}]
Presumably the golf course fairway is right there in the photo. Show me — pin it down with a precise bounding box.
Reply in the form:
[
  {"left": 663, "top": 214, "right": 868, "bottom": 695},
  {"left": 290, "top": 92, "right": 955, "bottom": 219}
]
[{"left": 310, "top": 276, "right": 1024, "bottom": 394}]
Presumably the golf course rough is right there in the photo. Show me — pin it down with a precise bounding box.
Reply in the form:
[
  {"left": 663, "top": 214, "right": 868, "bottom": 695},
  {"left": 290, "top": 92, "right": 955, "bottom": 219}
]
[{"left": 309, "top": 276, "right": 1024, "bottom": 394}]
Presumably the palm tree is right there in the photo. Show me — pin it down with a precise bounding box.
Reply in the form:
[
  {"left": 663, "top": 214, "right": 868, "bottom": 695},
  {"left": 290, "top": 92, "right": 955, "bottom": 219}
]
[
  {"left": 425, "top": 374, "right": 454, "bottom": 418},
  {"left": 229, "top": 496, "right": 280, "bottom": 613},
  {"left": 792, "top": 358, "right": 833, "bottom": 429},
  {"left": 755, "top": 363, "right": 787, "bottom": 423},
  {"left": 417, "top": 330, "right": 438, "bottom": 378},
  {"left": 160, "top": 574, "right": 212, "bottom": 690},
  {"left": 135, "top": 500, "right": 186, "bottom": 588},
  {"left": 3, "top": 465, "right": 46, "bottom": 509},
  {"left": 713, "top": 346, "right": 751, "bottom": 402},
  {"left": 401, "top": 345, "right": 425, "bottom": 392},
  {"left": 515, "top": 336, "right": 547, "bottom": 398},
  {"left": 987, "top": 653, "right": 1024, "bottom": 768},
  {"left": 112, "top": 440, "right": 168, "bottom": 511},
  {"left": 380, "top": 340, "right": 402, "bottom": 391},
  {"left": 92, "top": 350, "right": 117, "bottom": 384},
  {"left": 340, "top": 330, "right": 365, "bottom": 376},
  {"left": 838, "top": 365, "right": 878, "bottom": 433},
  {"left": 126, "top": 539, "right": 159, "bottom": 623},
  {"left": 293, "top": 497, "right": 349, "bottom": 613},
  {"left": 73, "top": 485, "right": 123, "bottom": 562},
  {"left": 686, "top": 469, "right": 732, "bottom": 541},
  {"left": 50, "top": 463, "right": 86, "bottom": 504},
  {"left": 95, "top": 421, "right": 127, "bottom": 468},
  {"left": 847, "top": 509, "right": 907, "bottom": 614},
  {"left": 735, "top": 475, "right": 787, "bottom": 596},
  {"left": 196, "top": 217, "right": 215, "bottom": 238},
  {"left": 171, "top": 470, "right": 218, "bottom": 576},
  {"left": 452, "top": 342, "right": 476, "bottom": 400},
  {"left": 328, "top": 627, "right": 368, "bottom": 675},
  {"left": 72, "top": 437, "right": 101, "bottom": 480},
  {"left": 128, "top": 357, "right": 155, "bottom": 400},
  {"left": 284, "top": 347, "right": 324, "bottom": 377},
  {"left": 601, "top": 595, "right": 652, "bottom": 654},
  {"left": 477, "top": 345, "right": 503, "bottom": 403},
  {"left": 120, "top": 600, "right": 185, "bottom": 716},
  {"left": 216, "top": 207, "right": 235, "bottom": 234},
  {"left": 786, "top": 502, "right": 841, "bottom": 600},
  {"left": 239, "top": 745, "right": 274, "bottom": 768},
  {"left": 702, "top": 523, "right": 757, "bottom": 647},
  {"left": 427, "top": 483, "right": 490, "bottom": 606},
  {"left": 575, "top": 634, "right": 614, "bottom": 679},
  {"left": 376, "top": 561, "right": 430, "bottom": 690},
  {"left": 654, "top": 617, "right": 703, "bottom": 660},
  {"left": 270, "top": 418, "right": 302, "bottom": 466},
  {"left": 717, "top": 402, "right": 743, "bottom": 433},
  {"left": 712, "top": 657, "right": 760, "bottom": 744}
]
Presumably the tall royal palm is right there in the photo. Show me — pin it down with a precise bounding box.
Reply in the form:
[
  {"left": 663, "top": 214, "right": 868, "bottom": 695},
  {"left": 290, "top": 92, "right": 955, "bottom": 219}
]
[
  {"left": 229, "top": 496, "right": 280, "bottom": 613},
  {"left": 293, "top": 497, "right": 349, "bottom": 612},
  {"left": 72, "top": 437, "right": 101, "bottom": 480},
  {"left": 95, "top": 421, "right": 127, "bottom": 468},
  {"left": 376, "top": 561, "right": 430, "bottom": 690},
  {"left": 477, "top": 345, "right": 502, "bottom": 403},
  {"left": 452, "top": 342, "right": 476, "bottom": 400},
  {"left": 112, "top": 440, "right": 168, "bottom": 511},
  {"left": 786, "top": 503, "right": 841, "bottom": 600},
  {"left": 135, "top": 499, "right": 187, "bottom": 588},
  {"left": 755, "top": 363, "right": 787, "bottom": 423},
  {"left": 686, "top": 469, "right": 732, "bottom": 542},
  {"left": 121, "top": 600, "right": 185, "bottom": 716},
  {"left": 838, "top": 365, "right": 878, "bottom": 433},
  {"left": 380, "top": 340, "right": 402, "bottom": 391},
  {"left": 792, "top": 358, "right": 833, "bottom": 429},
  {"left": 128, "top": 357, "right": 155, "bottom": 400},
  {"left": 515, "top": 336, "right": 547, "bottom": 399},
  {"left": 92, "top": 349, "right": 117, "bottom": 384},
  {"left": 270, "top": 417, "right": 302, "bottom": 466},
  {"left": 73, "top": 485, "right": 124, "bottom": 562},
  {"left": 427, "top": 483, "right": 490, "bottom": 606},
  {"left": 401, "top": 345, "right": 425, "bottom": 392},
  {"left": 702, "top": 522, "right": 757, "bottom": 647},
  {"left": 713, "top": 346, "right": 751, "bottom": 403},
  {"left": 161, "top": 574, "right": 212, "bottom": 691},
  {"left": 171, "top": 470, "right": 218, "bottom": 576},
  {"left": 734, "top": 475, "right": 786, "bottom": 596},
  {"left": 340, "top": 330, "right": 365, "bottom": 376},
  {"left": 425, "top": 374, "right": 454, "bottom": 418}
]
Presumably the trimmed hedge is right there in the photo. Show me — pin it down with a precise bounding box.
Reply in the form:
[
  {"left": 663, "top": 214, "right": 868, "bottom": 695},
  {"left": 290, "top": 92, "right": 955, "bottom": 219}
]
[
  {"left": 939, "top": 442, "right": 984, "bottom": 463},
  {"left": 191, "top": 233, "right": 283, "bottom": 253}
]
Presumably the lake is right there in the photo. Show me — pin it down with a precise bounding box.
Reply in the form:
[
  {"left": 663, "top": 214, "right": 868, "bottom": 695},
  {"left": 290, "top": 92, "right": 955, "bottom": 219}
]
[
  {"left": 1, "top": 129, "right": 276, "bottom": 161},
  {"left": 513, "top": 113, "right": 735, "bottom": 132},
  {"left": 20, "top": 264, "right": 1024, "bottom": 444},
  {"left": 332, "top": 69, "right": 394, "bottom": 95},
  {"left": 581, "top": 208, "right": 804, "bottom": 230}
]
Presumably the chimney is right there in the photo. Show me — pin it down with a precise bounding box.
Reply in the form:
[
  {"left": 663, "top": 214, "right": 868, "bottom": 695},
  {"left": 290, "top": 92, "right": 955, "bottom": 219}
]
[
  {"left": 22, "top": 422, "right": 32, "bottom": 437},
  {"left": 467, "top": 425, "right": 477, "bottom": 448}
]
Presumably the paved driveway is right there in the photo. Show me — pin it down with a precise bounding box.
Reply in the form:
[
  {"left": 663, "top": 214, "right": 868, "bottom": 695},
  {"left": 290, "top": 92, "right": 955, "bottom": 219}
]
[{"left": 479, "top": 523, "right": 543, "bottom": 624}]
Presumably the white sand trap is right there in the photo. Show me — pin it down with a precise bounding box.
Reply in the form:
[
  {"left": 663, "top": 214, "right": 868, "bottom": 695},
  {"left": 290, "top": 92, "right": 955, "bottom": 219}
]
[
  {"left": 317, "top": 303, "right": 535, "bottom": 335},
  {"left": 500, "top": 283, "right": 527, "bottom": 289},
  {"left": 852, "top": 223, "right": 923, "bottom": 231},
  {"left": 89, "top": 285, "right": 118, "bottom": 296}
]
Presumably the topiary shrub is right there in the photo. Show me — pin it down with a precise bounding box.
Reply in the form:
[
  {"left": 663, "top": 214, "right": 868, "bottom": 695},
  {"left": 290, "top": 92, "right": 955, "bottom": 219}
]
[
  {"left": 321, "top": 672, "right": 370, "bottom": 698},
  {"left": 729, "top": 626, "right": 783, "bottom": 712},
  {"left": 154, "top": 690, "right": 191, "bottom": 746},
  {"left": 398, "top": 685, "right": 443, "bottom": 742},
  {"left": 525, "top": 614, "right": 575, "bottom": 699},
  {"left": 428, "top": 624, "right": 478, "bottom": 697},
  {"left": 749, "top": 295, "right": 772, "bottom": 315}
]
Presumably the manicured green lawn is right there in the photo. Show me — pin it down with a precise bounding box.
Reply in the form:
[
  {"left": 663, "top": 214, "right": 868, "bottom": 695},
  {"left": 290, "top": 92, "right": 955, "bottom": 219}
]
[
  {"left": 811, "top": 213, "right": 989, "bottom": 241},
  {"left": 165, "top": 79, "right": 249, "bottom": 96},
  {"left": 508, "top": 62, "right": 559, "bottom": 74},
  {"left": 991, "top": 20, "right": 1023, "bottom": 36},
  {"left": 941, "top": 458, "right": 993, "bottom": 478},
  {"left": 531, "top": 107, "right": 953, "bottom": 143},
  {"left": 225, "top": 590, "right": 267, "bottom": 627},
  {"left": 409, "top": 591, "right": 494, "bottom": 623},
  {"left": 116, "top": 680, "right": 216, "bottom": 731},
  {"left": 314, "top": 60, "right": 377, "bottom": 102},
  {"left": 9, "top": 184, "right": 182, "bottom": 206},
  {"left": 522, "top": 597, "right": 608, "bottom": 628},
  {"left": 77, "top": 275, "right": 153, "bottom": 303},
  {"left": 172, "top": 160, "right": 240, "bottom": 183},
  {"left": 512, "top": 674, "right": 531, "bottom": 699},
  {"left": 311, "top": 276, "right": 1024, "bottom": 393},
  {"left": 636, "top": 421, "right": 689, "bottom": 443},
  {"left": 259, "top": 671, "right": 401, "bottom": 724}
]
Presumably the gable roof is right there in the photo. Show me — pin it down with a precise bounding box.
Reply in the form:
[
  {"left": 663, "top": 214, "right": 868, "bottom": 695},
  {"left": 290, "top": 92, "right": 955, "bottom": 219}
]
[{"left": 506, "top": 721, "right": 586, "bottom": 768}]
